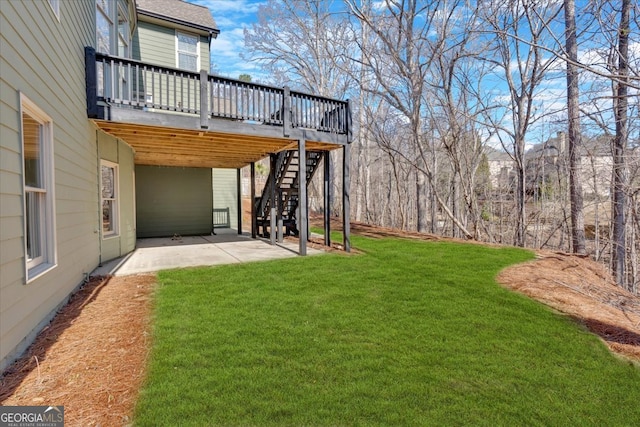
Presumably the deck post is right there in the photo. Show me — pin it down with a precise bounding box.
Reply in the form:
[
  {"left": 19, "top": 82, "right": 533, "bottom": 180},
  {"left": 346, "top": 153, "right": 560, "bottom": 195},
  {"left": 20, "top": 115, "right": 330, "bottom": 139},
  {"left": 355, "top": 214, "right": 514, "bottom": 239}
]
[
  {"left": 237, "top": 168, "right": 242, "bottom": 235},
  {"left": 324, "top": 151, "right": 331, "bottom": 247},
  {"left": 298, "top": 139, "right": 307, "bottom": 256},
  {"left": 283, "top": 86, "right": 291, "bottom": 137},
  {"left": 85, "top": 47, "right": 99, "bottom": 119},
  {"left": 270, "top": 154, "right": 277, "bottom": 245},
  {"left": 200, "top": 69, "right": 208, "bottom": 129},
  {"left": 346, "top": 99, "right": 353, "bottom": 143},
  {"left": 277, "top": 189, "right": 284, "bottom": 243},
  {"left": 250, "top": 162, "right": 257, "bottom": 239},
  {"left": 343, "top": 144, "right": 351, "bottom": 252}
]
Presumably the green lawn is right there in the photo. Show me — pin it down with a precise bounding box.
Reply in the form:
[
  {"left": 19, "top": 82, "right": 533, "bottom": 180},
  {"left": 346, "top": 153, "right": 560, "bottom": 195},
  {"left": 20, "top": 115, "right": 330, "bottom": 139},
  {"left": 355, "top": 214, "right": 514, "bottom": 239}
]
[{"left": 134, "top": 235, "right": 640, "bottom": 426}]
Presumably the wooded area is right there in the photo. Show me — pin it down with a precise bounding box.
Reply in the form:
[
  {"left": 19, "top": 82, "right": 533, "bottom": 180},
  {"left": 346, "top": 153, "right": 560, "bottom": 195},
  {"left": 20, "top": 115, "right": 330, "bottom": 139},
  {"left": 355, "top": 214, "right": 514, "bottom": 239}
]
[{"left": 241, "top": 0, "right": 639, "bottom": 294}]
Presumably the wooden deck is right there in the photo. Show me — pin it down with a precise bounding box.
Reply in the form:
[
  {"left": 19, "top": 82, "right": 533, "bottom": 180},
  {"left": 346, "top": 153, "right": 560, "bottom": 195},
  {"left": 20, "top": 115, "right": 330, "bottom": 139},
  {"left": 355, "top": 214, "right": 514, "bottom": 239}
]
[{"left": 85, "top": 47, "right": 351, "bottom": 169}]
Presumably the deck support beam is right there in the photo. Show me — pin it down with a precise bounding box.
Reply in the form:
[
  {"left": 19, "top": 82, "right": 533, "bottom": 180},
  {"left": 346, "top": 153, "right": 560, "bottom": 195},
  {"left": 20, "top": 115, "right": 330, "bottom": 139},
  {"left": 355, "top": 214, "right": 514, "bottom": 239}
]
[
  {"left": 324, "top": 151, "right": 331, "bottom": 247},
  {"left": 250, "top": 162, "right": 256, "bottom": 239},
  {"left": 298, "top": 139, "right": 307, "bottom": 256},
  {"left": 270, "top": 154, "right": 277, "bottom": 245},
  {"left": 237, "top": 168, "right": 242, "bottom": 235},
  {"left": 277, "top": 189, "right": 283, "bottom": 242},
  {"left": 343, "top": 144, "right": 351, "bottom": 252}
]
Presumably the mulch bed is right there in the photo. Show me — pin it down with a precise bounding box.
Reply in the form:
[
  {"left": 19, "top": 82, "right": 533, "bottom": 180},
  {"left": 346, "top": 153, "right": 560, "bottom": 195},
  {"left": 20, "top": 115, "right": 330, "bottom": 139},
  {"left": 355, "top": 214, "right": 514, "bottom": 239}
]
[
  {"left": 497, "top": 251, "right": 640, "bottom": 363},
  {"left": 0, "top": 274, "right": 155, "bottom": 426}
]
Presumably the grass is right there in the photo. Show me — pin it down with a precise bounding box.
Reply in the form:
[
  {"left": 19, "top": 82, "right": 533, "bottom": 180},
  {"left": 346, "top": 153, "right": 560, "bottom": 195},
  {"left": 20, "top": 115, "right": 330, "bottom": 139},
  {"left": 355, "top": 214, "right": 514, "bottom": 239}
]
[{"left": 134, "top": 235, "right": 640, "bottom": 426}]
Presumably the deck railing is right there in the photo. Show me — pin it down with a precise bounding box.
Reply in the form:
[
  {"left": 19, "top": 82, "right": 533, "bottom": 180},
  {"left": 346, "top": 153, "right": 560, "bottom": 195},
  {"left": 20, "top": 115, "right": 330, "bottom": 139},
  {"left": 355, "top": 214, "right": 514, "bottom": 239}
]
[{"left": 86, "top": 48, "right": 350, "bottom": 136}]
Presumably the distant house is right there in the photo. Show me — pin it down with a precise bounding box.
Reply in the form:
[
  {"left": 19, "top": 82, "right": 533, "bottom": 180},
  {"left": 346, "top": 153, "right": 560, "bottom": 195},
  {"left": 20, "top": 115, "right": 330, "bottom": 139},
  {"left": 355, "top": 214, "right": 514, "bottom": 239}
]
[
  {"left": 525, "top": 132, "right": 613, "bottom": 198},
  {"left": 485, "top": 147, "right": 515, "bottom": 191},
  {"left": 1, "top": 0, "right": 352, "bottom": 371},
  {"left": 485, "top": 132, "right": 615, "bottom": 199}
]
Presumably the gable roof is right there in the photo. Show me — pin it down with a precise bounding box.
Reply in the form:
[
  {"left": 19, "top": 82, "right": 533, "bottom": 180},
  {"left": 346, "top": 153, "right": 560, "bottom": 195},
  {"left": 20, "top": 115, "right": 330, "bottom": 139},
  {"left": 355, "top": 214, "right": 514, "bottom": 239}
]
[{"left": 136, "top": 0, "right": 219, "bottom": 36}]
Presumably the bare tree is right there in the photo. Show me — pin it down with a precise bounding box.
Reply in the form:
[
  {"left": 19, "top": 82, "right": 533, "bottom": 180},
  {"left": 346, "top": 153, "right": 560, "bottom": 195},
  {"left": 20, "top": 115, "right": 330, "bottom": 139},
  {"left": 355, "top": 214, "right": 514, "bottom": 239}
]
[
  {"left": 244, "top": 0, "right": 351, "bottom": 97},
  {"left": 611, "top": 0, "right": 631, "bottom": 287},
  {"left": 344, "top": 0, "right": 434, "bottom": 232},
  {"left": 578, "top": 0, "right": 638, "bottom": 290},
  {"left": 564, "top": 0, "right": 587, "bottom": 254},
  {"left": 478, "top": 0, "right": 562, "bottom": 247}
]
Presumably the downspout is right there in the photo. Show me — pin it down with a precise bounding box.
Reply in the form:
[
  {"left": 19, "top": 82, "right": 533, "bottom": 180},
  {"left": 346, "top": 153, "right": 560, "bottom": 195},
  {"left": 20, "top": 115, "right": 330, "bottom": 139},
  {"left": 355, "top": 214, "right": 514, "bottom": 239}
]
[{"left": 96, "top": 129, "right": 102, "bottom": 266}]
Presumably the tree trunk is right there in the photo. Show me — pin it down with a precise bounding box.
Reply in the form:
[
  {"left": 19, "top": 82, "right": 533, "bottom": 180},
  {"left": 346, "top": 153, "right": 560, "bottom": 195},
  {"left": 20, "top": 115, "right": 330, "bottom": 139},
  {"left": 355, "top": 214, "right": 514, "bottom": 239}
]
[
  {"left": 611, "top": 0, "right": 630, "bottom": 288},
  {"left": 417, "top": 168, "right": 427, "bottom": 232},
  {"left": 564, "top": 0, "right": 586, "bottom": 254}
]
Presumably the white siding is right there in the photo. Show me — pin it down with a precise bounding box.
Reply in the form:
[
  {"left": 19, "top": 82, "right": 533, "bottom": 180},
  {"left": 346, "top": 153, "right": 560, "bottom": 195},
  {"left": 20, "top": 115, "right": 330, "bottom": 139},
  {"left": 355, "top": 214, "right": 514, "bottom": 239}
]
[{"left": 0, "top": 0, "right": 101, "bottom": 370}]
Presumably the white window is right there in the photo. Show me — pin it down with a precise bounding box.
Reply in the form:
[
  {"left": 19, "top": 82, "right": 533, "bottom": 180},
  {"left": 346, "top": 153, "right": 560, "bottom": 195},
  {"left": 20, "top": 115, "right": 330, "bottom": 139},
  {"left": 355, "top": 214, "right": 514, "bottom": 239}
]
[
  {"left": 96, "top": 0, "right": 131, "bottom": 57},
  {"left": 48, "top": 0, "right": 60, "bottom": 19},
  {"left": 176, "top": 31, "right": 199, "bottom": 72},
  {"left": 21, "top": 94, "right": 57, "bottom": 281},
  {"left": 96, "top": 0, "right": 112, "bottom": 54},
  {"left": 101, "top": 161, "right": 119, "bottom": 237},
  {"left": 117, "top": 3, "right": 129, "bottom": 57}
]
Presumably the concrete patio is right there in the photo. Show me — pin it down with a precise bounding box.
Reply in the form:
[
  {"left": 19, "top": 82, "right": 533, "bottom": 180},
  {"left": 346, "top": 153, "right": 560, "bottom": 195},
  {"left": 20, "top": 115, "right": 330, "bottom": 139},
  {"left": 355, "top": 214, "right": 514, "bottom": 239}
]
[{"left": 92, "top": 230, "right": 324, "bottom": 276}]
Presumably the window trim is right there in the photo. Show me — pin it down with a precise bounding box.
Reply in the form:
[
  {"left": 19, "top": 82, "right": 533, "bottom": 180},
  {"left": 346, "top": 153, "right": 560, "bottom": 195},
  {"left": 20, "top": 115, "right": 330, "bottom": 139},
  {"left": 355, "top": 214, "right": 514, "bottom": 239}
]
[
  {"left": 117, "top": 2, "right": 129, "bottom": 57},
  {"left": 47, "top": 0, "right": 60, "bottom": 20},
  {"left": 101, "top": 160, "right": 119, "bottom": 238},
  {"left": 94, "top": 0, "right": 118, "bottom": 55},
  {"left": 175, "top": 30, "right": 200, "bottom": 72},
  {"left": 20, "top": 93, "right": 57, "bottom": 283},
  {"left": 96, "top": 0, "right": 133, "bottom": 58}
]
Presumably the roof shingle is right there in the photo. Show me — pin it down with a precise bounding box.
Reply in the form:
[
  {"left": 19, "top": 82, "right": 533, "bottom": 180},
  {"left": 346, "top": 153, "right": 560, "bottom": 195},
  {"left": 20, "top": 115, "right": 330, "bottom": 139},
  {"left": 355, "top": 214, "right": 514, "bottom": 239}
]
[{"left": 136, "top": 0, "right": 219, "bottom": 34}]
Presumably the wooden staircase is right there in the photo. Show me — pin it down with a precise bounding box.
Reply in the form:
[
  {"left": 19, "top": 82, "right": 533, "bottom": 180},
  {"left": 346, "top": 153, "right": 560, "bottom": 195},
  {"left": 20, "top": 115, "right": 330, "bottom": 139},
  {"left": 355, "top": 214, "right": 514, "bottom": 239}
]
[{"left": 255, "top": 150, "right": 323, "bottom": 237}]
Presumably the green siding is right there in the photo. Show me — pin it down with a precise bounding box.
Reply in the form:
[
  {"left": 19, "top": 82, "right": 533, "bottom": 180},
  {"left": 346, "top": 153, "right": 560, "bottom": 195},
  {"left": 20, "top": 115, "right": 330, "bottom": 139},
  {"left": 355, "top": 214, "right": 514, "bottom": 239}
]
[
  {"left": 133, "top": 20, "right": 211, "bottom": 72},
  {"left": 136, "top": 166, "right": 213, "bottom": 238},
  {"left": 213, "top": 168, "right": 239, "bottom": 230},
  {"left": 0, "top": 0, "right": 100, "bottom": 370},
  {"left": 98, "top": 131, "right": 136, "bottom": 262},
  {"left": 133, "top": 21, "right": 175, "bottom": 68}
]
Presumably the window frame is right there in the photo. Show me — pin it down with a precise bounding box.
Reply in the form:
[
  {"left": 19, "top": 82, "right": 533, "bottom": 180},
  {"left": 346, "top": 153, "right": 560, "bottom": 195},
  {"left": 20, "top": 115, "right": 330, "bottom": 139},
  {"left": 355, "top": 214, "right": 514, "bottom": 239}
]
[
  {"left": 96, "top": 0, "right": 132, "bottom": 57},
  {"left": 117, "top": 2, "right": 129, "bottom": 57},
  {"left": 47, "top": 0, "right": 60, "bottom": 20},
  {"left": 101, "top": 160, "right": 119, "bottom": 238},
  {"left": 175, "top": 30, "right": 200, "bottom": 72},
  {"left": 96, "top": 0, "right": 114, "bottom": 55},
  {"left": 20, "top": 93, "right": 57, "bottom": 282}
]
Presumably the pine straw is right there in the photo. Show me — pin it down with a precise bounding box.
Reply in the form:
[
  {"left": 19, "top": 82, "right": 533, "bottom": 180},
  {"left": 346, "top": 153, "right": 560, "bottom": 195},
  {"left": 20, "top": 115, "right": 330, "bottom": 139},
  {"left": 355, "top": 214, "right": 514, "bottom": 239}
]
[
  {"left": 0, "top": 274, "right": 155, "bottom": 426},
  {"left": 497, "top": 251, "right": 640, "bottom": 363}
]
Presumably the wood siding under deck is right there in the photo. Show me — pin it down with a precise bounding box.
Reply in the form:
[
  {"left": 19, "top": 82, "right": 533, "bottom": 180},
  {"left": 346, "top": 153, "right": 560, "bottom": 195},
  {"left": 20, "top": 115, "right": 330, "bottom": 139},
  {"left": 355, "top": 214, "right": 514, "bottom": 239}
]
[{"left": 92, "top": 120, "right": 342, "bottom": 169}]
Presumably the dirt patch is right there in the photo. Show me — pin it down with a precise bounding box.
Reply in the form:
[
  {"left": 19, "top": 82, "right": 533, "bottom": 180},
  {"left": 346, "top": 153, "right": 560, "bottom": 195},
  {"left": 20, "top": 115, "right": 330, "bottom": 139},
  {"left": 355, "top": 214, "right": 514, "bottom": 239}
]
[
  {"left": 1, "top": 220, "right": 638, "bottom": 426},
  {"left": 0, "top": 274, "right": 155, "bottom": 426}
]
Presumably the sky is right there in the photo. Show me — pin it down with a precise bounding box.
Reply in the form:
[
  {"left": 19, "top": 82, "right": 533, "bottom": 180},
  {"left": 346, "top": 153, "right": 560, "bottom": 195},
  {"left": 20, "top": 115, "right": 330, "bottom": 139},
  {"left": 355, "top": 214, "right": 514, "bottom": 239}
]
[
  {"left": 187, "top": 0, "right": 639, "bottom": 149},
  {"left": 188, "top": 0, "right": 267, "bottom": 79}
]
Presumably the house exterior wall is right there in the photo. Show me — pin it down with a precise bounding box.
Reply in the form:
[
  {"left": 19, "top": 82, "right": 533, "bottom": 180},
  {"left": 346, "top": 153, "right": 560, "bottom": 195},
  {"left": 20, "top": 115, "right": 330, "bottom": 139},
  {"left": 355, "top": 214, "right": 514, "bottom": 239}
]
[
  {"left": 213, "top": 168, "right": 239, "bottom": 230},
  {"left": 133, "top": 20, "right": 210, "bottom": 72},
  {"left": 488, "top": 159, "right": 514, "bottom": 189},
  {"left": 582, "top": 155, "right": 612, "bottom": 198},
  {"left": 97, "top": 131, "right": 137, "bottom": 262},
  {"left": 0, "top": 0, "right": 101, "bottom": 370},
  {"left": 136, "top": 165, "right": 213, "bottom": 237}
]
